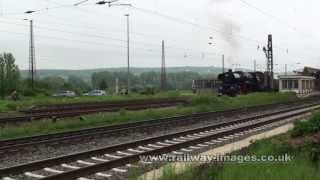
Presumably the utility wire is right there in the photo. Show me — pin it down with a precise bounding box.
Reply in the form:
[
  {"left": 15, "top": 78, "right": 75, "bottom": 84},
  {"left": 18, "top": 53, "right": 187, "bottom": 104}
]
[
  {"left": 0, "top": 27, "right": 219, "bottom": 58},
  {"left": 238, "top": 0, "right": 297, "bottom": 31},
  {"left": 129, "top": 5, "right": 295, "bottom": 54},
  {"left": 1, "top": 0, "right": 309, "bottom": 59}
]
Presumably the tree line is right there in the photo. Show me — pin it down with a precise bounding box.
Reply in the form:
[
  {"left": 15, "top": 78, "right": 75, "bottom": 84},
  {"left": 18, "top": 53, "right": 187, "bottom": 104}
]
[{"left": 0, "top": 52, "right": 211, "bottom": 98}]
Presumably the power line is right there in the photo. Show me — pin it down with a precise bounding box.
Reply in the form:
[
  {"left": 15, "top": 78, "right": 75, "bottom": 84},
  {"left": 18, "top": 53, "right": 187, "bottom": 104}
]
[
  {"left": 2, "top": 0, "right": 295, "bottom": 55},
  {"left": 129, "top": 5, "right": 295, "bottom": 55},
  {"left": 0, "top": 20, "right": 170, "bottom": 48},
  {"left": 238, "top": 0, "right": 297, "bottom": 31},
  {"left": 130, "top": 5, "right": 263, "bottom": 44},
  {"left": 0, "top": 18, "right": 227, "bottom": 56},
  {"left": 0, "top": 27, "right": 222, "bottom": 59},
  {"left": 238, "top": 0, "right": 320, "bottom": 43},
  {"left": 1, "top": 1, "right": 312, "bottom": 63}
]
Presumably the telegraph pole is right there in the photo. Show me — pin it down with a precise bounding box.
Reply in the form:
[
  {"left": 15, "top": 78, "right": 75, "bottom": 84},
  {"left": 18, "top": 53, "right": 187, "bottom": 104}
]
[
  {"left": 125, "top": 14, "right": 130, "bottom": 94},
  {"left": 29, "top": 20, "right": 36, "bottom": 90},
  {"left": 254, "top": 59, "right": 256, "bottom": 72},
  {"left": 160, "top": 40, "right": 167, "bottom": 91}
]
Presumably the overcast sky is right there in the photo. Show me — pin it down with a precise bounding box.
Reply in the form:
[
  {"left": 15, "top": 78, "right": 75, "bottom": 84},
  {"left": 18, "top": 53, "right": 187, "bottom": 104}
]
[{"left": 0, "top": 0, "right": 319, "bottom": 71}]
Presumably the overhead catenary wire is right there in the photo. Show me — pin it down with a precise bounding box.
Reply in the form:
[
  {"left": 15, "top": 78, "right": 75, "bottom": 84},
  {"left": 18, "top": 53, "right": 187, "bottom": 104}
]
[
  {"left": 0, "top": 27, "right": 222, "bottom": 59},
  {"left": 238, "top": 0, "right": 297, "bottom": 31},
  {"left": 2, "top": 0, "right": 298, "bottom": 55},
  {"left": 1, "top": 0, "right": 317, "bottom": 69}
]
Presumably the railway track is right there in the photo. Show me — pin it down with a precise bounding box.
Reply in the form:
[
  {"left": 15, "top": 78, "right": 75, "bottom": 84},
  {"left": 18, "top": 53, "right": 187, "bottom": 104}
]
[
  {"left": 0, "top": 99, "right": 187, "bottom": 125},
  {"left": 1, "top": 99, "right": 320, "bottom": 153},
  {"left": 1, "top": 104, "right": 319, "bottom": 180},
  {"left": 0, "top": 100, "right": 318, "bottom": 152},
  {"left": 22, "top": 98, "right": 187, "bottom": 114}
]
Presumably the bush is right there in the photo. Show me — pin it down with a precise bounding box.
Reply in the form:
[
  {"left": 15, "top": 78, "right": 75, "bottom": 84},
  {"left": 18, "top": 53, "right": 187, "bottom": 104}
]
[
  {"left": 6, "top": 103, "right": 17, "bottom": 111},
  {"left": 22, "top": 89, "right": 37, "bottom": 97},
  {"left": 291, "top": 111, "right": 320, "bottom": 137}
]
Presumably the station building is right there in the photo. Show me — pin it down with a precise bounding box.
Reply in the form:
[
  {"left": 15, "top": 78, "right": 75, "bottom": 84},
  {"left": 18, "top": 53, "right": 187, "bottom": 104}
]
[{"left": 278, "top": 75, "right": 315, "bottom": 95}]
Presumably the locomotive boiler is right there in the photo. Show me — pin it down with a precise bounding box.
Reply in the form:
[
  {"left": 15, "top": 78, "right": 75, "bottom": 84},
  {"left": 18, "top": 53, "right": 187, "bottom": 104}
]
[{"left": 217, "top": 69, "right": 267, "bottom": 96}]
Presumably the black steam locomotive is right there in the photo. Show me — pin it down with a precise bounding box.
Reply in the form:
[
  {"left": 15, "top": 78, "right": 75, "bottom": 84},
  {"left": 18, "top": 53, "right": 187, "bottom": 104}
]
[{"left": 217, "top": 70, "right": 267, "bottom": 96}]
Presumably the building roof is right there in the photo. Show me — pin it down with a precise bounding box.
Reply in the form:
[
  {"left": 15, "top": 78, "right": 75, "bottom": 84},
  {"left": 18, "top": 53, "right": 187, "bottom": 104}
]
[{"left": 278, "top": 75, "right": 315, "bottom": 80}]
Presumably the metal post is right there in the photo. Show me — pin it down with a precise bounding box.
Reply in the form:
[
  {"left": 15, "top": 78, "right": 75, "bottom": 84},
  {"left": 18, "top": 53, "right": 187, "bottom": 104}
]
[
  {"left": 285, "top": 64, "right": 288, "bottom": 75},
  {"left": 115, "top": 78, "right": 119, "bottom": 95},
  {"left": 161, "top": 40, "right": 167, "bottom": 91},
  {"left": 254, "top": 59, "right": 256, "bottom": 72},
  {"left": 266, "top": 34, "right": 274, "bottom": 90},
  {"left": 125, "top": 14, "right": 130, "bottom": 94},
  {"left": 29, "top": 20, "right": 36, "bottom": 90},
  {"left": 222, "top": 54, "right": 225, "bottom": 73}
]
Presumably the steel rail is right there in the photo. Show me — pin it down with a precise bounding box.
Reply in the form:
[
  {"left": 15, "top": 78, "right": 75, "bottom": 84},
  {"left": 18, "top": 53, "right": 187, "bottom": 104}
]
[
  {"left": 0, "top": 100, "right": 319, "bottom": 152},
  {"left": 1, "top": 104, "right": 319, "bottom": 178},
  {"left": 0, "top": 101, "right": 185, "bottom": 125},
  {"left": 22, "top": 98, "right": 187, "bottom": 114},
  {"left": 45, "top": 106, "right": 315, "bottom": 180}
]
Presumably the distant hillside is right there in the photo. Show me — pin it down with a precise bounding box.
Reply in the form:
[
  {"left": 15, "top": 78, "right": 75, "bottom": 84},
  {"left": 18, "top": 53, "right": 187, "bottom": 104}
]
[{"left": 20, "top": 66, "right": 228, "bottom": 81}]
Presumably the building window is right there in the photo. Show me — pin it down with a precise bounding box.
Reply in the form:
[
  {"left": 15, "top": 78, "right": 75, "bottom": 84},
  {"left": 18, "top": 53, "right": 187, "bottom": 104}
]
[
  {"left": 283, "top": 80, "right": 288, "bottom": 89},
  {"left": 288, "top": 80, "right": 293, "bottom": 89},
  {"left": 294, "top": 80, "right": 298, "bottom": 89}
]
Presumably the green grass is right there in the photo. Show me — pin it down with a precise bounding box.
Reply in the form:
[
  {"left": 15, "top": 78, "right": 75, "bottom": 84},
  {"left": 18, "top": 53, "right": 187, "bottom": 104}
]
[
  {"left": 0, "top": 91, "right": 187, "bottom": 113},
  {"left": 145, "top": 111, "right": 320, "bottom": 180},
  {"left": 0, "top": 92, "right": 297, "bottom": 139},
  {"left": 291, "top": 111, "right": 320, "bottom": 137}
]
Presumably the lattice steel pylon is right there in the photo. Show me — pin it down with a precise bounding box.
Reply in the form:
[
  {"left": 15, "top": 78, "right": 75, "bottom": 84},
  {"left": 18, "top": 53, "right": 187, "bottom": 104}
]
[
  {"left": 263, "top": 34, "right": 274, "bottom": 90},
  {"left": 266, "top": 34, "right": 274, "bottom": 89},
  {"left": 160, "top": 40, "right": 167, "bottom": 91},
  {"left": 29, "top": 20, "right": 36, "bottom": 90}
]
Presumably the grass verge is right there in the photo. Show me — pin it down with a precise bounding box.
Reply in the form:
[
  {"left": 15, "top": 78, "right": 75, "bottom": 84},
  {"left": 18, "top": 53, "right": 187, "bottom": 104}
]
[
  {"left": 0, "top": 92, "right": 297, "bottom": 139},
  {"left": 0, "top": 91, "right": 187, "bottom": 113},
  {"left": 144, "top": 111, "right": 320, "bottom": 180}
]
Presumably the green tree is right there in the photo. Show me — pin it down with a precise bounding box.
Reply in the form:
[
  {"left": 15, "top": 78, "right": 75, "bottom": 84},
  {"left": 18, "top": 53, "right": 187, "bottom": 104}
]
[
  {"left": 0, "top": 53, "right": 20, "bottom": 98},
  {"left": 68, "top": 75, "right": 90, "bottom": 92},
  {"left": 99, "top": 79, "right": 108, "bottom": 90}
]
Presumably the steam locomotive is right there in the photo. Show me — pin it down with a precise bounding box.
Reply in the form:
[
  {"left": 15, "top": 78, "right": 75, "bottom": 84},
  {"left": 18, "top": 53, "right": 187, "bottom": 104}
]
[{"left": 217, "top": 70, "right": 267, "bottom": 96}]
